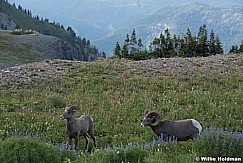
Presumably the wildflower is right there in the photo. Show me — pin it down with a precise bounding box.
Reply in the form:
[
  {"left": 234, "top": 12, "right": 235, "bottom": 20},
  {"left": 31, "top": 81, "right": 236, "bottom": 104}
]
[
  {"left": 152, "top": 136, "right": 156, "bottom": 144},
  {"left": 99, "top": 147, "right": 103, "bottom": 151},
  {"left": 107, "top": 144, "right": 111, "bottom": 150},
  {"left": 129, "top": 143, "right": 133, "bottom": 149},
  {"left": 143, "top": 142, "right": 150, "bottom": 149},
  {"left": 158, "top": 133, "right": 164, "bottom": 144},
  {"left": 72, "top": 150, "right": 79, "bottom": 159}
]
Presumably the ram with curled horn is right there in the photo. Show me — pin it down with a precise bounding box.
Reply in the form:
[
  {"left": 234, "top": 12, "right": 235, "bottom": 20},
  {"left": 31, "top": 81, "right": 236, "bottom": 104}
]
[{"left": 141, "top": 110, "right": 202, "bottom": 141}]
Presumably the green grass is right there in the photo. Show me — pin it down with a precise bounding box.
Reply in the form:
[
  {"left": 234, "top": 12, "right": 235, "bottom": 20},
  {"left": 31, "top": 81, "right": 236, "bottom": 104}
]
[{"left": 0, "top": 57, "right": 242, "bottom": 162}]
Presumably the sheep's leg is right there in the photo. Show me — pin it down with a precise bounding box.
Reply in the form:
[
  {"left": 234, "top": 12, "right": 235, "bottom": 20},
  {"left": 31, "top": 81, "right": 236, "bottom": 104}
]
[
  {"left": 88, "top": 131, "right": 96, "bottom": 148},
  {"left": 83, "top": 135, "right": 89, "bottom": 151},
  {"left": 74, "top": 137, "right": 79, "bottom": 150},
  {"left": 191, "top": 133, "right": 199, "bottom": 141},
  {"left": 68, "top": 138, "right": 72, "bottom": 149}
]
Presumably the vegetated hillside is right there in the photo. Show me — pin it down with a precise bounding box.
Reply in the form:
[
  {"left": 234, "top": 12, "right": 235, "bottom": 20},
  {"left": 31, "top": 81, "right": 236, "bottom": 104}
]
[
  {"left": 0, "top": 54, "right": 242, "bottom": 161},
  {"left": 9, "top": 0, "right": 242, "bottom": 40},
  {"left": 0, "top": 30, "right": 78, "bottom": 69},
  {"left": 0, "top": 0, "right": 101, "bottom": 64}
]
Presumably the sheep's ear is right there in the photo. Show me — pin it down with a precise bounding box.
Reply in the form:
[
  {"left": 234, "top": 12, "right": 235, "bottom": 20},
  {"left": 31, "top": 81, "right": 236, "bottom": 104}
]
[{"left": 144, "top": 110, "right": 151, "bottom": 116}]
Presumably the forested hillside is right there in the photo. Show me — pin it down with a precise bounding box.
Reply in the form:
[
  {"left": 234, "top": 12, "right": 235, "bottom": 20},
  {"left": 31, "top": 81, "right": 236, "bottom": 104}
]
[{"left": 0, "top": 0, "right": 104, "bottom": 66}]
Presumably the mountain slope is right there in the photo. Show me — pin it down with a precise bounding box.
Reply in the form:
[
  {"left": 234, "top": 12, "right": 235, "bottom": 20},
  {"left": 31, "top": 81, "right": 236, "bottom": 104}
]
[
  {"left": 5, "top": 1, "right": 243, "bottom": 56},
  {"left": 0, "top": 30, "right": 79, "bottom": 69},
  {"left": 0, "top": 0, "right": 101, "bottom": 65}
]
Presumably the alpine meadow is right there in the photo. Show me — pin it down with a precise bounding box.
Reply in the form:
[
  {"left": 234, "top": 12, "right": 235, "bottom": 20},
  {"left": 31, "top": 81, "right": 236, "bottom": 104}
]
[
  {"left": 1, "top": 0, "right": 243, "bottom": 162},
  {"left": 1, "top": 55, "right": 243, "bottom": 162}
]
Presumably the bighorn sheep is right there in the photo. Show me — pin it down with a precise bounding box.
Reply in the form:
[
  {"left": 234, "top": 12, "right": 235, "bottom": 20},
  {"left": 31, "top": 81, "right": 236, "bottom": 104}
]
[
  {"left": 141, "top": 110, "right": 202, "bottom": 141},
  {"left": 60, "top": 105, "right": 96, "bottom": 150}
]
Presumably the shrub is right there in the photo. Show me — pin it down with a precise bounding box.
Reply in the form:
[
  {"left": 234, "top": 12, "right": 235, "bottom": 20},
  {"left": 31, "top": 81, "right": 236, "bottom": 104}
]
[
  {"left": 0, "top": 136, "right": 61, "bottom": 163},
  {"left": 78, "top": 143, "right": 149, "bottom": 163},
  {"left": 47, "top": 94, "right": 66, "bottom": 109},
  {"left": 194, "top": 127, "right": 243, "bottom": 157}
]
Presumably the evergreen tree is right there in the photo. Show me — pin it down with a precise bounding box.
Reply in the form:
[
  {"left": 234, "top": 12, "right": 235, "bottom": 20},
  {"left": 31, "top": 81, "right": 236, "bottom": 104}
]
[
  {"left": 164, "top": 28, "right": 175, "bottom": 57},
  {"left": 18, "top": 5, "right": 22, "bottom": 11},
  {"left": 101, "top": 52, "right": 106, "bottom": 58},
  {"left": 130, "top": 29, "right": 138, "bottom": 54},
  {"left": 215, "top": 36, "right": 224, "bottom": 54},
  {"left": 183, "top": 28, "right": 197, "bottom": 57},
  {"left": 173, "top": 34, "right": 180, "bottom": 54},
  {"left": 124, "top": 33, "right": 130, "bottom": 55},
  {"left": 159, "top": 33, "right": 166, "bottom": 57},
  {"left": 229, "top": 45, "right": 239, "bottom": 53},
  {"left": 197, "top": 24, "right": 208, "bottom": 56},
  {"left": 121, "top": 43, "right": 129, "bottom": 58},
  {"left": 114, "top": 42, "right": 121, "bottom": 58},
  {"left": 137, "top": 38, "right": 143, "bottom": 52},
  {"left": 209, "top": 30, "right": 216, "bottom": 55},
  {"left": 151, "top": 37, "right": 161, "bottom": 57},
  {"left": 125, "top": 34, "right": 130, "bottom": 45},
  {"left": 87, "top": 40, "right": 91, "bottom": 46},
  {"left": 239, "top": 40, "right": 243, "bottom": 53}
]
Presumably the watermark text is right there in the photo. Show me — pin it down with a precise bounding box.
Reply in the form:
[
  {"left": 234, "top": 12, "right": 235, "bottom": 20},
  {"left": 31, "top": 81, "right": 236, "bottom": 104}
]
[{"left": 195, "top": 156, "right": 242, "bottom": 162}]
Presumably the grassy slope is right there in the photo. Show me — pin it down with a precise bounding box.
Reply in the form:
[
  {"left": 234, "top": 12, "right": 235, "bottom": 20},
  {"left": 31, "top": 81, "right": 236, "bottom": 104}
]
[
  {"left": 0, "top": 1, "right": 73, "bottom": 44},
  {"left": 0, "top": 30, "right": 66, "bottom": 69},
  {"left": 0, "top": 30, "right": 34, "bottom": 68},
  {"left": 0, "top": 54, "right": 242, "bottom": 151}
]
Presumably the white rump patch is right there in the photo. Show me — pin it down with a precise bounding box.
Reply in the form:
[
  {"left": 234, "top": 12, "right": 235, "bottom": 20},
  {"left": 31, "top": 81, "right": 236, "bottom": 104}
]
[{"left": 191, "top": 119, "right": 202, "bottom": 135}]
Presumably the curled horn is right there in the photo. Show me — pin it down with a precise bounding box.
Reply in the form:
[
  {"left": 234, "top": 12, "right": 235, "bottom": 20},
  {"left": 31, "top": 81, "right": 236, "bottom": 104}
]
[
  {"left": 144, "top": 110, "right": 151, "bottom": 116},
  {"left": 67, "top": 105, "right": 81, "bottom": 112},
  {"left": 145, "top": 111, "right": 161, "bottom": 126}
]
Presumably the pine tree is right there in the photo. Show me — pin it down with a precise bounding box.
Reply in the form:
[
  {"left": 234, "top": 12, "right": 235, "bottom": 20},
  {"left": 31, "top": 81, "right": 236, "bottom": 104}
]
[
  {"left": 173, "top": 34, "right": 180, "bottom": 53},
  {"left": 101, "top": 52, "right": 106, "bottom": 58},
  {"left": 159, "top": 33, "right": 166, "bottom": 57},
  {"left": 18, "top": 5, "right": 22, "bottom": 11},
  {"left": 229, "top": 45, "right": 239, "bottom": 53},
  {"left": 229, "top": 45, "right": 236, "bottom": 53},
  {"left": 137, "top": 38, "right": 143, "bottom": 52},
  {"left": 130, "top": 29, "right": 138, "bottom": 55},
  {"left": 239, "top": 40, "right": 243, "bottom": 53},
  {"left": 183, "top": 28, "right": 197, "bottom": 57},
  {"left": 164, "top": 28, "right": 175, "bottom": 57},
  {"left": 197, "top": 24, "right": 208, "bottom": 56},
  {"left": 121, "top": 44, "right": 129, "bottom": 58},
  {"left": 209, "top": 30, "right": 216, "bottom": 55},
  {"left": 151, "top": 37, "right": 161, "bottom": 57},
  {"left": 215, "top": 36, "right": 224, "bottom": 54},
  {"left": 121, "top": 33, "right": 130, "bottom": 58},
  {"left": 114, "top": 42, "right": 121, "bottom": 58}
]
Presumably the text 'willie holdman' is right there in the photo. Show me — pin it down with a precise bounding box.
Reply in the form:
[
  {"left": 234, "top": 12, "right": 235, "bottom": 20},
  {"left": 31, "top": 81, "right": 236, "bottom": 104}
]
[{"left": 197, "top": 156, "right": 242, "bottom": 162}]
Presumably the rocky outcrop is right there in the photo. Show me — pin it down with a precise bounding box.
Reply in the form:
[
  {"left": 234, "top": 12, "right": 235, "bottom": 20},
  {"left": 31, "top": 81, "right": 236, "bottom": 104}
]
[{"left": 0, "top": 12, "right": 16, "bottom": 30}]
